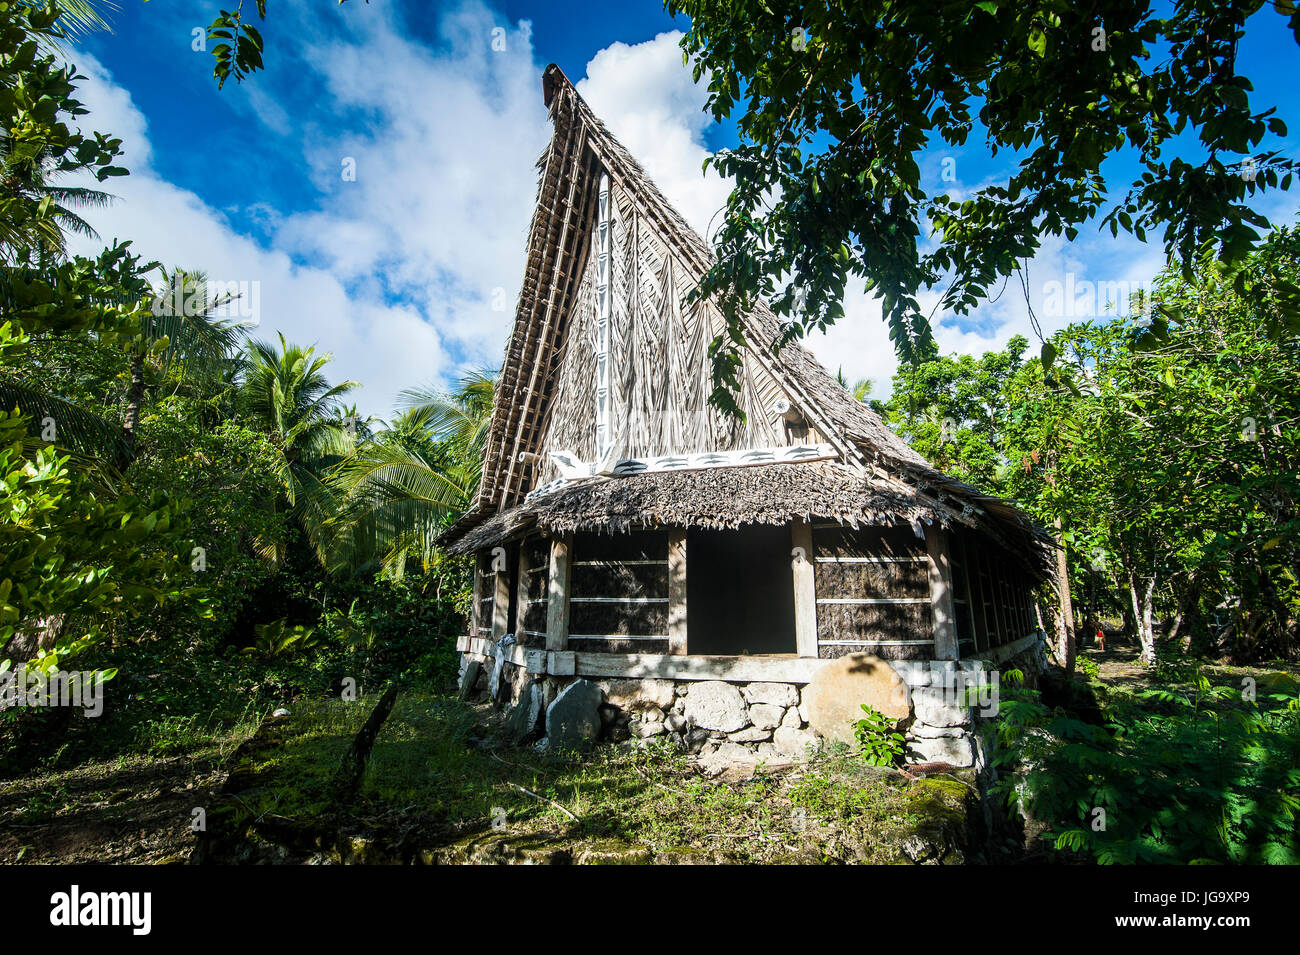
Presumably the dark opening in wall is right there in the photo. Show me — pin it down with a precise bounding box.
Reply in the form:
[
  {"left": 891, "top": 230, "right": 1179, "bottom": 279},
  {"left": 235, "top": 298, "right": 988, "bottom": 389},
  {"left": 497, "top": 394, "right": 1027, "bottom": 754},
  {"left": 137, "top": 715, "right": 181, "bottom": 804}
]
[{"left": 687, "top": 524, "right": 796, "bottom": 655}]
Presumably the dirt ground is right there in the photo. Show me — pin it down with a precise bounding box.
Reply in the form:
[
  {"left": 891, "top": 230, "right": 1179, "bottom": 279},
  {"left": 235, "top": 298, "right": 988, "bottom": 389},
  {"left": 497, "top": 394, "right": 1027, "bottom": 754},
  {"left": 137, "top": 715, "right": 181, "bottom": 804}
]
[{"left": 0, "top": 750, "right": 227, "bottom": 864}]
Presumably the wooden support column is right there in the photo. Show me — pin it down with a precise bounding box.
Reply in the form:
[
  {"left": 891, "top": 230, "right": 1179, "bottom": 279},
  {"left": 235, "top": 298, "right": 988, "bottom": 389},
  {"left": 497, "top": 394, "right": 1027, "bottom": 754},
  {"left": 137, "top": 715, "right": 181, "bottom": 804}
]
[
  {"left": 470, "top": 557, "right": 483, "bottom": 637},
  {"left": 545, "top": 535, "right": 572, "bottom": 651},
  {"left": 959, "top": 536, "right": 982, "bottom": 654},
  {"left": 668, "top": 529, "right": 688, "bottom": 655},
  {"left": 791, "top": 518, "right": 819, "bottom": 658},
  {"left": 491, "top": 547, "right": 511, "bottom": 641},
  {"left": 926, "top": 526, "right": 960, "bottom": 660},
  {"left": 514, "top": 542, "right": 531, "bottom": 636}
]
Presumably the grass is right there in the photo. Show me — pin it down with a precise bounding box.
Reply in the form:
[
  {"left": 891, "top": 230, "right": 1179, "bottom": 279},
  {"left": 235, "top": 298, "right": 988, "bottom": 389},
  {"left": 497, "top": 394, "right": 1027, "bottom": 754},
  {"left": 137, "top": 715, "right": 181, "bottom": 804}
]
[{"left": 209, "top": 689, "right": 977, "bottom": 864}]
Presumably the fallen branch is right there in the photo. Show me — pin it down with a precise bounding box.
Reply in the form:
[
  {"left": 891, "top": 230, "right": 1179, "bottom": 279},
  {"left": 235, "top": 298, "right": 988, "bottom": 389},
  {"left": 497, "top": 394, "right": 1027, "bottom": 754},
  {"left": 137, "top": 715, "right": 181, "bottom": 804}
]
[
  {"left": 332, "top": 685, "right": 400, "bottom": 804},
  {"left": 507, "top": 782, "right": 579, "bottom": 823},
  {"left": 489, "top": 751, "right": 543, "bottom": 774}
]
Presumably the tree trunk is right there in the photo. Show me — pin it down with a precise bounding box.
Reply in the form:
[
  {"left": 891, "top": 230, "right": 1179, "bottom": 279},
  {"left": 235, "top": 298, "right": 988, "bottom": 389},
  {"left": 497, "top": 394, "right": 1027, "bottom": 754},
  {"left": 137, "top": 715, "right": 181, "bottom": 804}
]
[
  {"left": 1054, "top": 516, "right": 1076, "bottom": 675},
  {"left": 122, "top": 351, "right": 146, "bottom": 449},
  {"left": 1130, "top": 573, "right": 1157, "bottom": 664},
  {"left": 332, "top": 684, "right": 399, "bottom": 804},
  {"left": 1171, "top": 571, "right": 1202, "bottom": 653}
]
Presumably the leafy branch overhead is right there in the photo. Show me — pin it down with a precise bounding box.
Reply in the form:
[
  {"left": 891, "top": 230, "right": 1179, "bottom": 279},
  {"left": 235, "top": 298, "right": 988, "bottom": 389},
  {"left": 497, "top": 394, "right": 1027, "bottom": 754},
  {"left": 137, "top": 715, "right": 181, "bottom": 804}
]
[
  {"left": 669, "top": 0, "right": 1300, "bottom": 411},
  {"left": 205, "top": 0, "right": 367, "bottom": 88}
]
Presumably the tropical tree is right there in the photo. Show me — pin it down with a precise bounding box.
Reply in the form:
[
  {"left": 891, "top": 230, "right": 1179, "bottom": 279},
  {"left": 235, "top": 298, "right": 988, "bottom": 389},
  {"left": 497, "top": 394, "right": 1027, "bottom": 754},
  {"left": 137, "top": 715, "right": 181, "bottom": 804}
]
[
  {"left": 326, "top": 370, "right": 495, "bottom": 577},
  {"left": 834, "top": 368, "right": 873, "bottom": 403},
  {"left": 122, "top": 266, "right": 245, "bottom": 446},
  {"left": 0, "top": 2, "right": 126, "bottom": 261},
  {"left": 238, "top": 333, "right": 357, "bottom": 563},
  {"left": 668, "top": 0, "right": 1300, "bottom": 413}
]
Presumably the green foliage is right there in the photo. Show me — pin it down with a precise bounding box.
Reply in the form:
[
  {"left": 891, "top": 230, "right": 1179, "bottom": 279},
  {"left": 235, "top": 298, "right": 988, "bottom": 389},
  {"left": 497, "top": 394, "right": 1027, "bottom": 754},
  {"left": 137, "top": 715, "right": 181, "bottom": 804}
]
[
  {"left": 241, "top": 618, "right": 320, "bottom": 660},
  {"left": 669, "top": 0, "right": 1298, "bottom": 410},
  {"left": 0, "top": 407, "right": 191, "bottom": 672},
  {"left": 852, "top": 703, "right": 905, "bottom": 767},
  {"left": 992, "top": 670, "right": 1300, "bottom": 864},
  {"left": 203, "top": 1, "right": 371, "bottom": 89},
  {"left": 0, "top": 1, "right": 128, "bottom": 259},
  {"left": 871, "top": 229, "right": 1300, "bottom": 660},
  {"left": 873, "top": 335, "right": 1029, "bottom": 488},
  {"left": 325, "top": 371, "right": 495, "bottom": 577}
]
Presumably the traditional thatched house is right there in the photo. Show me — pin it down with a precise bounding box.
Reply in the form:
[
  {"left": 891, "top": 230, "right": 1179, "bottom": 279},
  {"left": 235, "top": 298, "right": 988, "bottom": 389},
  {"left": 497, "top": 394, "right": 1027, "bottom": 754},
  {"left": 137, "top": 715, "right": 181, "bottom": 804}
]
[{"left": 443, "top": 66, "right": 1051, "bottom": 766}]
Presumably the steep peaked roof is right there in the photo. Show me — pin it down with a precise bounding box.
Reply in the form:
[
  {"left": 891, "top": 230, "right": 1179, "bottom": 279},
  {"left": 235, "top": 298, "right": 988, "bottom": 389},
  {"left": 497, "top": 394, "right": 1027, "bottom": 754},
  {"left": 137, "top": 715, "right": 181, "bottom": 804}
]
[{"left": 442, "top": 65, "right": 1048, "bottom": 570}]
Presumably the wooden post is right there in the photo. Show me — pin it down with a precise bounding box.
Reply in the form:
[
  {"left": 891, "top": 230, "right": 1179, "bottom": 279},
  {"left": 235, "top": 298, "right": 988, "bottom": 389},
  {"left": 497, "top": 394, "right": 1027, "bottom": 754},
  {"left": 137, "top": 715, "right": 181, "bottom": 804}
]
[
  {"left": 791, "top": 518, "right": 819, "bottom": 658},
  {"left": 492, "top": 547, "right": 511, "bottom": 641},
  {"left": 668, "top": 529, "right": 688, "bottom": 655},
  {"left": 926, "top": 526, "right": 960, "bottom": 660},
  {"left": 958, "top": 536, "right": 982, "bottom": 654},
  {"left": 545, "top": 535, "right": 572, "bottom": 651},
  {"left": 471, "top": 556, "right": 483, "bottom": 637},
  {"left": 515, "top": 542, "right": 531, "bottom": 637}
]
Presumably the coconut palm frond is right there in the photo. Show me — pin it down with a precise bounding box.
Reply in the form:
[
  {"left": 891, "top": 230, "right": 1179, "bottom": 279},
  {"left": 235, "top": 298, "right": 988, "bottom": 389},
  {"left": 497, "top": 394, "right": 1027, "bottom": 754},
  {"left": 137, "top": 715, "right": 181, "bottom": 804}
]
[{"left": 0, "top": 379, "right": 131, "bottom": 467}]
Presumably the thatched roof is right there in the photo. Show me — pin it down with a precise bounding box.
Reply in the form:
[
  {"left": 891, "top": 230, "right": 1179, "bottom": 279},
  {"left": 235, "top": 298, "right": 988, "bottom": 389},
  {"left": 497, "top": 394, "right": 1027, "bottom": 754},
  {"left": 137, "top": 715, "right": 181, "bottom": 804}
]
[
  {"left": 447, "top": 460, "right": 1050, "bottom": 576},
  {"left": 441, "top": 65, "right": 1050, "bottom": 575}
]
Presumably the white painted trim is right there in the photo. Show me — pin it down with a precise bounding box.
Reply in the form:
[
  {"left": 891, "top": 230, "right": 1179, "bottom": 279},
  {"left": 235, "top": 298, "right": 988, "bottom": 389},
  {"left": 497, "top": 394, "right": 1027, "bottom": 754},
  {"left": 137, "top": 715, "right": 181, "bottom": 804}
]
[
  {"left": 569, "top": 596, "right": 667, "bottom": 604},
  {"left": 461, "top": 631, "right": 1046, "bottom": 684},
  {"left": 594, "top": 173, "right": 612, "bottom": 460},
  {"left": 569, "top": 633, "right": 667, "bottom": 641},
  {"left": 813, "top": 556, "right": 927, "bottom": 564},
  {"left": 818, "top": 639, "right": 936, "bottom": 646},
  {"left": 526, "top": 443, "right": 837, "bottom": 502},
  {"left": 572, "top": 559, "right": 666, "bottom": 566},
  {"left": 816, "top": 597, "right": 930, "bottom": 605}
]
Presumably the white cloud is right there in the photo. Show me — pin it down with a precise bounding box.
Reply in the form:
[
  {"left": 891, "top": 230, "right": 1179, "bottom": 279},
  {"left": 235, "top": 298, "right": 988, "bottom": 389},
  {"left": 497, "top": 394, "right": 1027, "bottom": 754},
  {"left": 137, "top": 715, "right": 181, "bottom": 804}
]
[
  {"left": 274, "top": 5, "right": 549, "bottom": 364},
  {"left": 64, "top": 3, "right": 555, "bottom": 419},
  {"left": 576, "top": 32, "right": 732, "bottom": 241},
  {"left": 66, "top": 51, "right": 447, "bottom": 420}
]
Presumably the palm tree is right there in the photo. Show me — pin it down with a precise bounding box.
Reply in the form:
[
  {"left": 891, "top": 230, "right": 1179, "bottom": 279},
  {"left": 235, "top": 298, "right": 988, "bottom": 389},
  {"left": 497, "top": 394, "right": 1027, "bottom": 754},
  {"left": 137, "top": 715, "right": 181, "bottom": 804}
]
[
  {"left": 239, "top": 333, "right": 358, "bottom": 563},
  {"left": 397, "top": 370, "right": 495, "bottom": 463},
  {"left": 325, "top": 371, "right": 496, "bottom": 577},
  {"left": 0, "top": 1, "right": 122, "bottom": 262},
  {"left": 834, "top": 366, "right": 873, "bottom": 402},
  {"left": 122, "top": 266, "right": 245, "bottom": 446}
]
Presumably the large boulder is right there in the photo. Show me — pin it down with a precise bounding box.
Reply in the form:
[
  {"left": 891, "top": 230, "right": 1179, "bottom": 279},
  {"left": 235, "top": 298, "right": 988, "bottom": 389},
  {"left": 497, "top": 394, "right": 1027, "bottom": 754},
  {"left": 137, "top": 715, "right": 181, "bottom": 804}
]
[
  {"left": 544, "top": 679, "right": 604, "bottom": 749},
  {"left": 682, "top": 681, "right": 748, "bottom": 733},
  {"left": 597, "top": 678, "right": 676, "bottom": 711},
  {"left": 504, "top": 681, "right": 544, "bottom": 743},
  {"left": 457, "top": 659, "right": 481, "bottom": 701},
  {"left": 696, "top": 742, "right": 758, "bottom": 777},
  {"left": 743, "top": 682, "right": 798, "bottom": 707},
  {"left": 748, "top": 703, "right": 784, "bottom": 730},
  {"left": 906, "top": 734, "right": 974, "bottom": 768},
  {"left": 803, "top": 653, "right": 911, "bottom": 746},
  {"left": 772, "top": 726, "right": 820, "bottom": 759},
  {"left": 912, "top": 686, "right": 972, "bottom": 728}
]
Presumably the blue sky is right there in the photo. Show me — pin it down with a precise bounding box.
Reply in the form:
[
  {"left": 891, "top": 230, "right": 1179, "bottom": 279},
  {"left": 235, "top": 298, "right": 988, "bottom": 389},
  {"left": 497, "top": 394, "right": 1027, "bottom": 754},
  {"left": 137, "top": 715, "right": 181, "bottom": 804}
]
[{"left": 66, "top": 0, "right": 1300, "bottom": 417}]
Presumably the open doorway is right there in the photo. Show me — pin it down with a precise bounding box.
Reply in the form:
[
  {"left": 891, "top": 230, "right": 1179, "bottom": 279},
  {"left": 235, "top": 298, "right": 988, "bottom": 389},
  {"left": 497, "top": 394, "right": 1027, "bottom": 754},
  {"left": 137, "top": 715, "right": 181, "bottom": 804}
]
[{"left": 687, "top": 524, "right": 796, "bottom": 655}]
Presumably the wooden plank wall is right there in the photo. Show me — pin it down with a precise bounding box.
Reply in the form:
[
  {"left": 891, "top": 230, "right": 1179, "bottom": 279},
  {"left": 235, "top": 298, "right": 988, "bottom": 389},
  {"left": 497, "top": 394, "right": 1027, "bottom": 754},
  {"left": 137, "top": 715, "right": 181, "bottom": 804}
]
[
  {"left": 812, "top": 523, "right": 936, "bottom": 660},
  {"left": 474, "top": 552, "right": 496, "bottom": 640},
  {"left": 516, "top": 536, "right": 551, "bottom": 648},
  {"left": 565, "top": 529, "right": 670, "bottom": 654},
  {"left": 950, "top": 528, "right": 1037, "bottom": 651}
]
